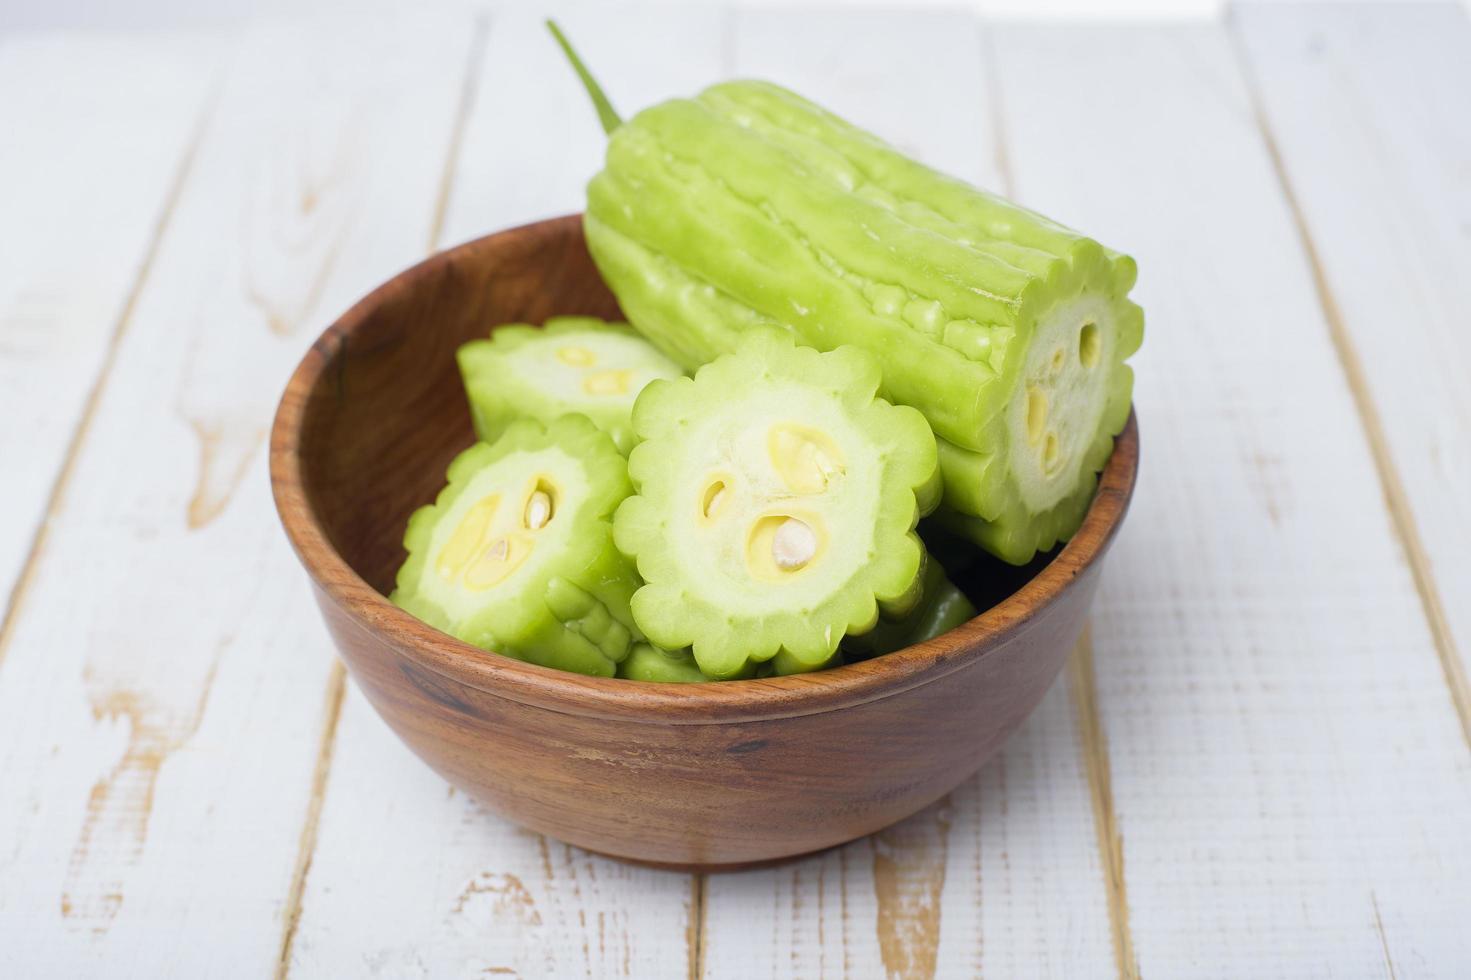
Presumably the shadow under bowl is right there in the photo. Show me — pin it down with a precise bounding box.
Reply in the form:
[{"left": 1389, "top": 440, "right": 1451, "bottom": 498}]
[{"left": 270, "top": 213, "right": 1139, "bottom": 871}]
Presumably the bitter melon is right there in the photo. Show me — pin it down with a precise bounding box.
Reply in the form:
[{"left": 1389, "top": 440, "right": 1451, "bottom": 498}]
[
  {"left": 457, "top": 316, "right": 683, "bottom": 455},
  {"left": 552, "top": 25, "right": 1142, "bottom": 563},
  {"left": 612, "top": 329, "right": 939, "bottom": 679},
  {"left": 391, "top": 415, "right": 640, "bottom": 676}
]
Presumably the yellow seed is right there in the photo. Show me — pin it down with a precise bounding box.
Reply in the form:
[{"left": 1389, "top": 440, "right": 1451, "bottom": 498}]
[
  {"left": 701, "top": 480, "right": 728, "bottom": 520},
  {"left": 463, "top": 535, "right": 531, "bottom": 590},
  {"left": 525, "top": 490, "right": 552, "bottom": 530},
  {"left": 1080, "top": 321, "right": 1101, "bottom": 368},
  {"left": 1049, "top": 346, "right": 1066, "bottom": 376},
  {"left": 1044, "top": 432, "right": 1061, "bottom": 473},
  {"left": 768, "top": 423, "right": 844, "bottom": 494},
  {"left": 582, "top": 368, "right": 632, "bottom": 396},
  {"left": 557, "top": 346, "right": 596, "bottom": 367},
  {"left": 436, "top": 493, "right": 499, "bottom": 581},
  {"left": 1027, "top": 387, "right": 1048, "bottom": 445}
]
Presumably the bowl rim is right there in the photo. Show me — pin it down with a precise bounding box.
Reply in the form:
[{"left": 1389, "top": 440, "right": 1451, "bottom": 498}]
[{"left": 270, "top": 213, "right": 1139, "bottom": 725}]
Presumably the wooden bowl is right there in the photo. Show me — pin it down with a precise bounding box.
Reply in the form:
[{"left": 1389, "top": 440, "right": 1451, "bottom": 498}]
[{"left": 270, "top": 214, "right": 1138, "bottom": 870}]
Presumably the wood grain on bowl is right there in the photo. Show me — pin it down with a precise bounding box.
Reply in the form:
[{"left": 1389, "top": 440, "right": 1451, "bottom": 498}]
[{"left": 270, "top": 214, "right": 1138, "bottom": 869}]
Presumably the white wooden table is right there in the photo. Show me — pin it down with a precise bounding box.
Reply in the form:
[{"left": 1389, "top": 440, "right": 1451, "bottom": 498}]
[{"left": 3, "top": 4, "right": 1470, "bottom": 976}]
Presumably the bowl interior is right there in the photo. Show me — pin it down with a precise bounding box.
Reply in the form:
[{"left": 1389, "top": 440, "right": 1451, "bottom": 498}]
[
  {"left": 296, "top": 215, "right": 1063, "bottom": 633},
  {"left": 297, "top": 216, "right": 614, "bottom": 595}
]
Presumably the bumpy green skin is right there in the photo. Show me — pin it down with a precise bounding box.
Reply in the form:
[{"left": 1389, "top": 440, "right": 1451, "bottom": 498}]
[
  {"left": 583, "top": 80, "right": 1142, "bottom": 564},
  {"left": 931, "top": 476, "right": 1098, "bottom": 566},
  {"left": 613, "top": 329, "right": 939, "bottom": 679},
  {"left": 616, "top": 643, "right": 835, "bottom": 683},
  {"left": 618, "top": 644, "right": 724, "bottom": 683},
  {"left": 844, "top": 559, "right": 978, "bottom": 660},
  {"left": 391, "top": 415, "right": 640, "bottom": 677},
  {"left": 457, "top": 316, "right": 683, "bottom": 454}
]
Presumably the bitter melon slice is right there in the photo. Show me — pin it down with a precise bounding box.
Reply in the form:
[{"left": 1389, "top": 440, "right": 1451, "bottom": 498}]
[
  {"left": 391, "top": 415, "right": 639, "bottom": 677},
  {"left": 612, "top": 329, "right": 939, "bottom": 679},
  {"left": 457, "top": 316, "right": 683, "bottom": 455}
]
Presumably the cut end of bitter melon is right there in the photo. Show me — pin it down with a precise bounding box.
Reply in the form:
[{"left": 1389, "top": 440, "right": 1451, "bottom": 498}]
[
  {"left": 457, "top": 316, "right": 683, "bottom": 454},
  {"left": 392, "top": 415, "right": 640, "bottom": 677},
  {"left": 939, "top": 257, "right": 1138, "bottom": 564},
  {"left": 1003, "top": 278, "right": 1138, "bottom": 518},
  {"left": 613, "top": 329, "right": 939, "bottom": 679}
]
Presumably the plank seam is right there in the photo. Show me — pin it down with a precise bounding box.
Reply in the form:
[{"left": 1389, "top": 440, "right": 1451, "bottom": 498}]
[
  {"left": 979, "top": 26, "right": 1016, "bottom": 206},
  {"left": 1370, "top": 889, "right": 1398, "bottom": 980},
  {"left": 0, "top": 77, "right": 220, "bottom": 678},
  {"left": 274, "top": 661, "right": 348, "bottom": 979},
  {"left": 428, "top": 10, "right": 491, "bottom": 251},
  {"left": 274, "top": 20, "right": 492, "bottom": 975},
  {"left": 689, "top": 12, "right": 730, "bottom": 972},
  {"left": 687, "top": 873, "right": 707, "bottom": 980},
  {"left": 1228, "top": 19, "right": 1471, "bottom": 755},
  {"left": 1068, "top": 632, "right": 1140, "bottom": 980},
  {"left": 984, "top": 21, "right": 1139, "bottom": 975}
]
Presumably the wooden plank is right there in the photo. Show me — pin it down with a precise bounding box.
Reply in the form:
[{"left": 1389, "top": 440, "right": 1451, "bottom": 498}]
[
  {"left": 437, "top": 5, "right": 728, "bottom": 247},
  {"left": 284, "top": 7, "right": 724, "bottom": 977},
  {"left": 0, "top": 14, "right": 477, "bottom": 975},
  {"left": 990, "top": 20, "right": 1471, "bottom": 975},
  {"left": 700, "top": 11, "right": 1117, "bottom": 978},
  {"left": 703, "top": 676, "right": 1117, "bottom": 979},
  {"left": 287, "top": 693, "right": 695, "bottom": 977},
  {"left": 1232, "top": 0, "right": 1471, "bottom": 754},
  {"left": 0, "top": 33, "right": 218, "bottom": 637}
]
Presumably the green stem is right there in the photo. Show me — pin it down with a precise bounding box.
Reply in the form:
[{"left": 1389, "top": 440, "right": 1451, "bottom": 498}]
[{"left": 546, "top": 19, "right": 622, "bottom": 135}]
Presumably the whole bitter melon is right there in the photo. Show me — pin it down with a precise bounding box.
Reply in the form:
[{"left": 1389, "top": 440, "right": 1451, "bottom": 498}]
[{"left": 551, "top": 23, "right": 1141, "bottom": 564}]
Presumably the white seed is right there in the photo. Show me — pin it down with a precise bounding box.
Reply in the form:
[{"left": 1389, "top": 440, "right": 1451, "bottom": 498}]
[
  {"left": 771, "top": 518, "right": 817, "bottom": 571},
  {"left": 525, "top": 490, "right": 552, "bottom": 529},
  {"left": 486, "top": 538, "right": 509, "bottom": 561}
]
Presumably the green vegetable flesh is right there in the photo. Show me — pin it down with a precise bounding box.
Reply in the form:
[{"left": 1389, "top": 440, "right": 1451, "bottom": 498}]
[
  {"left": 457, "top": 316, "right": 683, "bottom": 455},
  {"left": 613, "top": 329, "right": 939, "bottom": 679},
  {"left": 618, "top": 643, "right": 722, "bottom": 683},
  {"left": 564, "top": 49, "right": 1141, "bottom": 563},
  {"left": 617, "top": 643, "right": 845, "bottom": 682},
  {"left": 391, "top": 415, "right": 640, "bottom": 677},
  {"left": 844, "top": 559, "right": 978, "bottom": 660}
]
